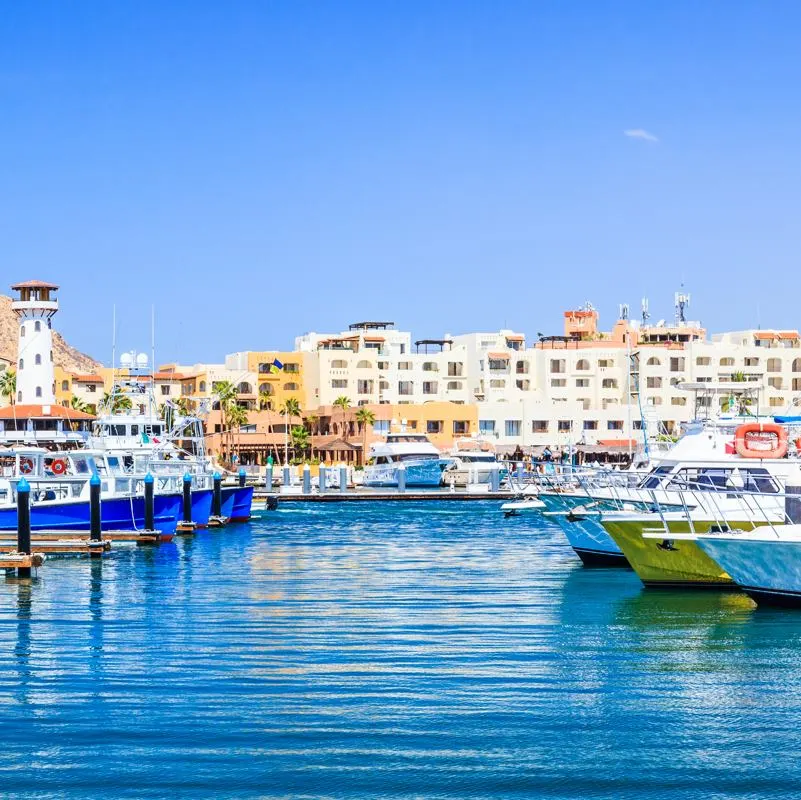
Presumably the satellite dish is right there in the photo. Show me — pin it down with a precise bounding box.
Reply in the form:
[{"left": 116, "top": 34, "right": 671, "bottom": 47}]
[
  {"left": 120, "top": 353, "right": 133, "bottom": 367},
  {"left": 136, "top": 353, "right": 149, "bottom": 368}
]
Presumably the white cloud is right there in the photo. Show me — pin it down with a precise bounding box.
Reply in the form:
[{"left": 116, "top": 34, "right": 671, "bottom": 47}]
[{"left": 624, "top": 128, "right": 659, "bottom": 143}]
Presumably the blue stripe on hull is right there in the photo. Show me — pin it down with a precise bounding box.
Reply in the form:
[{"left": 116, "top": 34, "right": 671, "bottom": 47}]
[{"left": 220, "top": 487, "right": 237, "bottom": 518}]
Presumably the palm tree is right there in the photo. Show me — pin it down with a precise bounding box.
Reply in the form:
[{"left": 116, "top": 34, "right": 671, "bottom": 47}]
[
  {"left": 212, "top": 381, "right": 238, "bottom": 464},
  {"left": 355, "top": 407, "right": 375, "bottom": 466},
  {"left": 334, "top": 395, "right": 351, "bottom": 440},
  {"left": 258, "top": 390, "right": 273, "bottom": 411},
  {"left": 290, "top": 425, "right": 310, "bottom": 463},
  {"left": 70, "top": 395, "right": 91, "bottom": 413},
  {"left": 0, "top": 370, "right": 16, "bottom": 406},
  {"left": 731, "top": 371, "right": 746, "bottom": 383},
  {"left": 279, "top": 398, "right": 301, "bottom": 465},
  {"left": 102, "top": 391, "right": 133, "bottom": 414},
  {"left": 305, "top": 414, "right": 319, "bottom": 435},
  {"left": 226, "top": 403, "right": 249, "bottom": 465}
]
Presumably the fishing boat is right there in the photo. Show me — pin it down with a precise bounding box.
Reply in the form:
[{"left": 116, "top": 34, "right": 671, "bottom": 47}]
[{"left": 362, "top": 432, "right": 450, "bottom": 487}]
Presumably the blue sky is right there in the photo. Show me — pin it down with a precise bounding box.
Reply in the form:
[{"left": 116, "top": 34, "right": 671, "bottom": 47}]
[{"left": 2, "top": 1, "right": 800, "bottom": 364}]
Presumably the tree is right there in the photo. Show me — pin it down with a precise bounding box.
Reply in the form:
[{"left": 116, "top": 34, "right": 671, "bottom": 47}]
[
  {"left": 731, "top": 371, "right": 746, "bottom": 383},
  {"left": 355, "top": 407, "right": 375, "bottom": 466},
  {"left": 290, "top": 425, "right": 310, "bottom": 462},
  {"left": 70, "top": 395, "right": 91, "bottom": 413},
  {"left": 0, "top": 370, "right": 16, "bottom": 406},
  {"left": 305, "top": 414, "right": 319, "bottom": 435},
  {"left": 279, "top": 398, "right": 301, "bottom": 465},
  {"left": 334, "top": 395, "right": 351, "bottom": 440},
  {"left": 101, "top": 391, "right": 133, "bottom": 414},
  {"left": 226, "top": 403, "right": 249, "bottom": 465},
  {"left": 258, "top": 390, "right": 273, "bottom": 411},
  {"left": 212, "top": 381, "right": 239, "bottom": 465}
]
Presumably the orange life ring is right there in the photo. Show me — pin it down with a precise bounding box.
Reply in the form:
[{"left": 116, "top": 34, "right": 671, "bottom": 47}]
[
  {"left": 796, "top": 437, "right": 801, "bottom": 452},
  {"left": 50, "top": 459, "right": 67, "bottom": 475},
  {"left": 734, "top": 422, "right": 788, "bottom": 459},
  {"left": 19, "top": 457, "right": 34, "bottom": 475}
]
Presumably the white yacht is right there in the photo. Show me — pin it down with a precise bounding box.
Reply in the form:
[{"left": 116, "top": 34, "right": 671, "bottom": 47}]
[
  {"left": 442, "top": 437, "right": 507, "bottom": 486},
  {"left": 363, "top": 432, "right": 450, "bottom": 487}
]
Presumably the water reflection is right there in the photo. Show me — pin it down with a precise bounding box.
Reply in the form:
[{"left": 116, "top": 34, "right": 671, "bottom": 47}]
[{"left": 14, "top": 577, "right": 33, "bottom": 703}]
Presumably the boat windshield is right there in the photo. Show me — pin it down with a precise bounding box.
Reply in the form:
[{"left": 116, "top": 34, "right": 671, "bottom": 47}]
[
  {"left": 397, "top": 453, "right": 439, "bottom": 462},
  {"left": 388, "top": 435, "right": 429, "bottom": 443},
  {"left": 639, "top": 465, "right": 673, "bottom": 489}
]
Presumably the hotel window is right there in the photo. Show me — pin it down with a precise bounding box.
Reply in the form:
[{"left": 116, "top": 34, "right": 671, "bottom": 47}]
[
  {"left": 378, "top": 361, "right": 389, "bottom": 370},
  {"left": 356, "top": 360, "right": 372, "bottom": 369},
  {"left": 427, "top": 420, "right": 443, "bottom": 434},
  {"left": 598, "top": 359, "right": 613, "bottom": 368},
  {"left": 583, "top": 420, "right": 598, "bottom": 430},
  {"left": 602, "top": 378, "right": 618, "bottom": 389},
  {"left": 558, "top": 420, "right": 572, "bottom": 432},
  {"left": 61, "top": 380, "right": 69, "bottom": 391},
  {"left": 576, "top": 378, "right": 590, "bottom": 388},
  {"left": 331, "top": 359, "right": 348, "bottom": 369},
  {"left": 357, "top": 380, "right": 373, "bottom": 394},
  {"left": 379, "top": 380, "right": 390, "bottom": 390},
  {"left": 516, "top": 379, "right": 530, "bottom": 390},
  {"left": 550, "top": 378, "right": 566, "bottom": 387},
  {"left": 646, "top": 357, "right": 661, "bottom": 366},
  {"left": 283, "top": 363, "right": 299, "bottom": 373},
  {"left": 670, "top": 357, "right": 685, "bottom": 372},
  {"left": 647, "top": 396, "right": 663, "bottom": 406},
  {"left": 490, "top": 379, "right": 506, "bottom": 389},
  {"left": 422, "top": 362, "right": 438, "bottom": 372},
  {"left": 161, "top": 385, "right": 171, "bottom": 395},
  {"left": 505, "top": 420, "right": 521, "bottom": 437},
  {"left": 374, "top": 420, "right": 390, "bottom": 434},
  {"left": 18, "top": 358, "right": 23, "bottom": 370},
  {"left": 770, "top": 397, "right": 784, "bottom": 407},
  {"left": 720, "top": 357, "right": 735, "bottom": 366},
  {"left": 422, "top": 381, "right": 437, "bottom": 394},
  {"left": 550, "top": 359, "right": 566, "bottom": 374},
  {"left": 646, "top": 377, "right": 662, "bottom": 388},
  {"left": 35, "top": 354, "right": 41, "bottom": 365},
  {"left": 284, "top": 382, "right": 299, "bottom": 391},
  {"left": 331, "top": 379, "right": 348, "bottom": 388},
  {"left": 696, "top": 357, "right": 711, "bottom": 366},
  {"left": 35, "top": 386, "right": 42, "bottom": 397},
  {"left": 576, "top": 359, "right": 590, "bottom": 371},
  {"left": 446, "top": 381, "right": 461, "bottom": 391},
  {"left": 607, "top": 420, "right": 624, "bottom": 431},
  {"left": 768, "top": 377, "right": 784, "bottom": 389},
  {"left": 671, "top": 397, "right": 687, "bottom": 406},
  {"left": 20, "top": 326, "right": 25, "bottom": 337},
  {"left": 516, "top": 361, "right": 529, "bottom": 374},
  {"left": 398, "top": 381, "right": 413, "bottom": 395},
  {"left": 767, "top": 359, "right": 782, "bottom": 373},
  {"left": 34, "top": 321, "right": 41, "bottom": 332},
  {"left": 745, "top": 357, "right": 759, "bottom": 367},
  {"left": 199, "top": 381, "right": 206, "bottom": 392},
  {"left": 447, "top": 362, "right": 463, "bottom": 376},
  {"left": 87, "top": 384, "right": 96, "bottom": 393},
  {"left": 479, "top": 420, "right": 496, "bottom": 435},
  {"left": 488, "top": 359, "right": 508, "bottom": 371},
  {"left": 453, "top": 420, "right": 469, "bottom": 435},
  {"left": 532, "top": 420, "right": 548, "bottom": 433},
  {"left": 398, "top": 361, "right": 412, "bottom": 371}
]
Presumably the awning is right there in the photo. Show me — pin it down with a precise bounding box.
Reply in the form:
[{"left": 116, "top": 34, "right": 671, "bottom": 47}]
[
  {"left": 596, "top": 439, "right": 638, "bottom": 448},
  {"left": 487, "top": 352, "right": 510, "bottom": 360}
]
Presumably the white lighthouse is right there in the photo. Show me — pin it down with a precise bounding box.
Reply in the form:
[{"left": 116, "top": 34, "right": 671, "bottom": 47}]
[{"left": 11, "top": 280, "right": 58, "bottom": 405}]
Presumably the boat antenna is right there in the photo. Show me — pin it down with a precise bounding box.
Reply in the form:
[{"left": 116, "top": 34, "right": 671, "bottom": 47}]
[
  {"left": 675, "top": 287, "right": 690, "bottom": 325},
  {"left": 641, "top": 297, "right": 650, "bottom": 326}
]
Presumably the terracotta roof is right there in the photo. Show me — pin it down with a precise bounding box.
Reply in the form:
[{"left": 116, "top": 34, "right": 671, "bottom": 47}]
[
  {"left": 0, "top": 404, "right": 94, "bottom": 420},
  {"left": 154, "top": 372, "right": 186, "bottom": 380},
  {"left": 505, "top": 335, "right": 524, "bottom": 341},
  {"left": 73, "top": 374, "right": 103, "bottom": 382},
  {"left": 778, "top": 332, "right": 799, "bottom": 339},
  {"left": 755, "top": 332, "right": 777, "bottom": 340},
  {"left": 488, "top": 352, "right": 510, "bottom": 359},
  {"left": 10, "top": 280, "right": 59, "bottom": 290}
]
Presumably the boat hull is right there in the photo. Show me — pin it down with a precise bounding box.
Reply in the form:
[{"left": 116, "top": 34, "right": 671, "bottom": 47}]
[
  {"left": 230, "top": 486, "right": 253, "bottom": 522},
  {"left": 539, "top": 493, "right": 629, "bottom": 566},
  {"left": 191, "top": 489, "right": 213, "bottom": 528},
  {"left": 601, "top": 517, "right": 759, "bottom": 588},
  {"left": 0, "top": 493, "right": 181, "bottom": 534},
  {"left": 363, "top": 459, "right": 446, "bottom": 488},
  {"left": 697, "top": 536, "right": 801, "bottom": 607},
  {"left": 445, "top": 466, "right": 508, "bottom": 486}
]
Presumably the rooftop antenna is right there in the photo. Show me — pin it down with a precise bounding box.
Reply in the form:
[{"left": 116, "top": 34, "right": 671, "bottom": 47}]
[
  {"left": 111, "top": 303, "right": 117, "bottom": 383},
  {"left": 641, "top": 297, "right": 650, "bottom": 326},
  {"left": 675, "top": 288, "right": 690, "bottom": 325},
  {"left": 619, "top": 303, "right": 629, "bottom": 321}
]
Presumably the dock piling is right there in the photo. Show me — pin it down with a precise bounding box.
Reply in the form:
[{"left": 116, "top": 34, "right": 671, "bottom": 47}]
[
  {"left": 212, "top": 472, "right": 222, "bottom": 517},
  {"left": 319, "top": 465, "right": 327, "bottom": 494},
  {"left": 239, "top": 468, "right": 246, "bottom": 488},
  {"left": 489, "top": 466, "right": 500, "bottom": 493},
  {"left": 339, "top": 465, "right": 347, "bottom": 494},
  {"left": 90, "top": 472, "right": 102, "bottom": 543},
  {"left": 265, "top": 464, "right": 273, "bottom": 490},
  {"left": 397, "top": 463, "right": 406, "bottom": 493},
  {"left": 282, "top": 466, "right": 291, "bottom": 490},
  {"left": 303, "top": 464, "right": 311, "bottom": 495},
  {"left": 144, "top": 472, "right": 155, "bottom": 531},
  {"left": 16, "top": 477, "right": 31, "bottom": 578},
  {"left": 177, "top": 471, "right": 197, "bottom": 532}
]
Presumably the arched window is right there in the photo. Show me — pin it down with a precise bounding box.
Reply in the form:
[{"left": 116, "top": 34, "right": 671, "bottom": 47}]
[
  {"left": 576, "top": 359, "right": 590, "bottom": 371},
  {"left": 20, "top": 325, "right": 25, "bottom": 338},
  {"left": 646, "top": 357, "right": 661, "bottom": 366},
  {"left": 34, "top": 321, "right": 41, "bottom": 332},
  {"left": 356, "top": 360, "right": 373, "bottom": 369},
  {"left": 258, "top": 383, "right": 274, "bottom": 395},
  {"left": 18, "top": 358, "right": 23, "bottom": 370},
  {"left": 237, "top": 382, "right": 252, "bottom": 394},
  {"left": 35, "top": 354, "right": 41, "bottom": 365},
  {"left": 35, "top": 386, "right": 42, "bottom": 398},
  {"left": 331, "top": 359, "right": 348, "bottom": 369},
  {"left": 199, "top": 381, "right": 206, "bottom": 392},
  {"left": 61, "top": 380, "right": 69, "bottom": 391},
  {"left": 793, "top": 359, "right": 801, "bottom": 373},
  {"left": 284, "top": 382, "right": 299, "bottom": 391}
]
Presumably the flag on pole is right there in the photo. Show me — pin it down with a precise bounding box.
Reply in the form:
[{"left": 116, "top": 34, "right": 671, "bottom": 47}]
[{"left": 270, "top": 358, "right": 284, "bottom": 374}]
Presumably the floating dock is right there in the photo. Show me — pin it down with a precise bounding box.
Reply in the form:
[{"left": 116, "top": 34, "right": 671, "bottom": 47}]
[{"left": 253, "top": 490, "right": 512, "bottom": 504}]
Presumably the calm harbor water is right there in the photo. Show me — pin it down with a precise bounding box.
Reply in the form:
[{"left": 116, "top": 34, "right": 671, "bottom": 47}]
[{"left": 1, "top": 501, "right": 800, "bottom": 798}]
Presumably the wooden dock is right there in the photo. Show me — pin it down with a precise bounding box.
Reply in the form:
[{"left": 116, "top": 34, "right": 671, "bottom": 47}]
[
  {"left": 0, "top": 538, "right": 111, "bottom": 554},
  {"left": 0, "top": 552, "right": 45, "bottom": 570},
  {"left": 253, "top": 490, "right": 512, "bottom": 504}
]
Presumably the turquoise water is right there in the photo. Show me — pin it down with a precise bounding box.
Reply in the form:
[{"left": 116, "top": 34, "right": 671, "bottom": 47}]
[{"left": 1, "top": 501, "right": 799, "bottom": 798}]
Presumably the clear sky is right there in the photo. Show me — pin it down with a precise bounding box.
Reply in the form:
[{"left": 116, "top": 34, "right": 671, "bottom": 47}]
[{"left": 2, "top": 1, "right": 800, "bottom": 365}]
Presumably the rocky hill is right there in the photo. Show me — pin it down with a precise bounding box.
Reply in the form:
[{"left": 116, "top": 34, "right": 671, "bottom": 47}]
[{"left": 0, "top": 294, "right": 102, "bottom": 373}]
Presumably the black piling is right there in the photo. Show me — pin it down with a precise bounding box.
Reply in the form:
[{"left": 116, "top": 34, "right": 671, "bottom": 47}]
[
  {"left": 212, "top": 472, "right": 222, "bottom": 517},
  {"left": 17, "top": 477, "right": 31, "bottom": 578},
  {"left": 238, "top": 468, "right": 246, "bottom": 488},
  {"left": 144, "top": 472, "right": 155, "bottom": 531},
  {"left": 182, "top": 472, "right": 193, "bottom": 524},
  {"left": 90, "top": 472, "right": 102, "bottom": 543}
]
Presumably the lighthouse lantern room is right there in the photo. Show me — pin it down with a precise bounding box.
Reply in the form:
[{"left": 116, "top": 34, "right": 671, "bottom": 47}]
[{"left": 11, "top": 280, "right": 59, "bottom": 405}]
